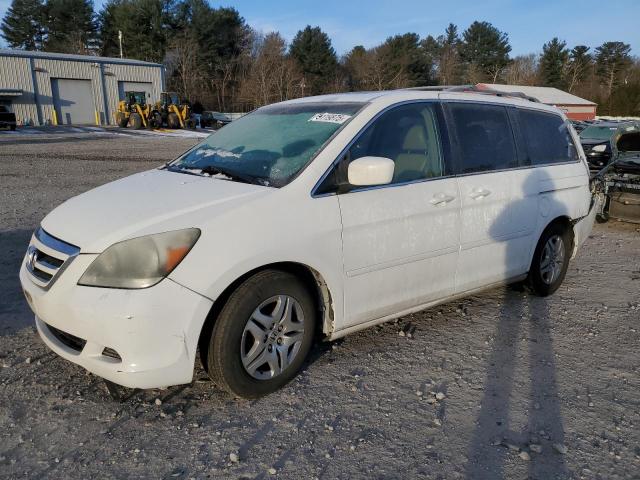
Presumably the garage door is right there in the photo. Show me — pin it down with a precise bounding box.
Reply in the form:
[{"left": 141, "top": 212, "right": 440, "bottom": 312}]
[
  {"left": 51, "top": 79, "right": 95, "bottom": 125},
  {"left": 118, "top": 81, "right": 154, "bottom": 103}
]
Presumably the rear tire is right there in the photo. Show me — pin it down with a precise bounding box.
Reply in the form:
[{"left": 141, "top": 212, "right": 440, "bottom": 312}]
[
  {"left": 206, "top": 270, "right": 316, "bottom": 398},
  {"left": 129, "top": 113, "right": 142, "bottom": 130},
  {"left": 167, "top": 112, "right": 180, "bottom": 129},
  {"left": 527, "top": 223, "right": 572, "bottom": 296}
]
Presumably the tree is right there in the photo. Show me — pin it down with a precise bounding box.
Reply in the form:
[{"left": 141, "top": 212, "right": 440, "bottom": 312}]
[
  {"left": 595, "top": 41, "right": 632, "bottom": 98},
  {"left": 504, "top": 54, "right": 539, "bottom": 85},
  {"left": 436, "top": 23, "right": 462, "bottom": 85},
  {"left": 565, "top": 45, "right": 591, "bottom": 93},
  {"left": 43, "top": 0, "right": 98, "bottom": 54},
  {"left": 171, "top": 1, "right": 249, "bottom": 110},
  {"left": 459, "top": 21, "right": 511, "bottom": 83},
  {"left": 1, "top": 0, "right": 45, "bottom": 50},
  {"left": 99, "top": 0, "right": 173, "bottom": 62},
  {"left": 164, "top": 32, "right": 201, "bottom": 101},
  {"left": 290, "top": 25, "right": 338, "bottom": 95},
  {"left": 539, "top": 37, "right": 569, "bottom": 88},
  {"left": 238, "top": 32, "right": 302, "bottom": 108}
]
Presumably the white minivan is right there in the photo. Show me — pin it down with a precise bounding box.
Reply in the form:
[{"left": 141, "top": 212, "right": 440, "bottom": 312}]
[{"left": 20, "top": 88, "right": 596, "bottom": 398}]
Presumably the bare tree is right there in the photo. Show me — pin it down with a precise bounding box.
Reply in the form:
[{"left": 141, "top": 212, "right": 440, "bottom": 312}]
[
  {"left": 165, "top": 34, "right": 201, "bottom": 101},
  {"left": 504, "top": 54, "right": 539, "bottom": 85}
]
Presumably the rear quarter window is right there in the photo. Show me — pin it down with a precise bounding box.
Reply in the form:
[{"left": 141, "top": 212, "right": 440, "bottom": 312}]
[{"left": 518, "top": 109, "right": 579, "bottom": 165}]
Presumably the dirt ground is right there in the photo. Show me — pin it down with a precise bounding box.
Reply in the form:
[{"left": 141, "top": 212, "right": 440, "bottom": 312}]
[{"left": 1, "top": 131, "right": 639, "bottom": 480}]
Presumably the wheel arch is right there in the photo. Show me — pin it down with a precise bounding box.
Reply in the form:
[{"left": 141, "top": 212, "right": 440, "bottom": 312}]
[{"left": 197, "top": 261, "right": 335, "bottom": 369}]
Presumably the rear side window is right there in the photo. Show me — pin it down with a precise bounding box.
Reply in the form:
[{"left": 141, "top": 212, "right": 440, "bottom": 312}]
[
  {"left": 448, "top": 103, "right": 517, "bottom": 174},
  {"left": 518, "top": 109, "right": 578, "bottom": 165}
]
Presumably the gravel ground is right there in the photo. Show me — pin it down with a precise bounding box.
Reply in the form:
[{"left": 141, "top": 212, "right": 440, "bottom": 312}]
[{"left": 1, "top": 132, "right": 639, "bottom": 479}]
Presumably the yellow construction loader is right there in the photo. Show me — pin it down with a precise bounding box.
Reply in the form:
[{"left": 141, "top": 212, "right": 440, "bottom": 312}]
[
  {"left": 114, "top": 91, "right": 161, "bottom": 129},
  {"left": 157, "top": 92, "right": 196, "bottom": 129}
]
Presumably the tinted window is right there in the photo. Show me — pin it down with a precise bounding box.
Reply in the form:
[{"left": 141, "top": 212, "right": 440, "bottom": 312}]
[
  {"left": 449, "top": 103, "right": 517, "bottom": 174},
  {"left": 518, "top": 109, "right": 578, "bottom": 165},
  {"left": 348, "top": 103, "right": 446, "bottom": 184}
]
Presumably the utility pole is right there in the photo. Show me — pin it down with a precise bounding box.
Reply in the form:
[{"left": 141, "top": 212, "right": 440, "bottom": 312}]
[{"left": 118, "top": 30, "right": 123, "bottom": 59}]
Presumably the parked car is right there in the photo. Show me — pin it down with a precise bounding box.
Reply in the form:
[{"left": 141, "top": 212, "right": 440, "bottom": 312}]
[
  {"left": 20, "top": 88, "right": 596, "bottom": 398},
  {"left": 0, "top": 104, "right": 17, "bottom": 130},
  {"left": 201, "top": 111, "right": 232, "bottom": 130},
  {"left": 594, "top": 130, "right": 640, "bottom": 223},
  {"left": 579, "top": 121, "right": 639, "bottom": 170}
]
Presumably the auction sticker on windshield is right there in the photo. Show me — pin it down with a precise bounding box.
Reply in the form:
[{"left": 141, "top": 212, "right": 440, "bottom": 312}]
[{"left": 309, "top": 113, "right": 352, "bottom": 124}]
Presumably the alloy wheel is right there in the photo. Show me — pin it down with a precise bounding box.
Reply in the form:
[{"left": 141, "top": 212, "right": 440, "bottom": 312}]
[
  {"left": 540, "top": 234, "right": 565, "bottom": 285},
  {"left": 240, "top": 295, "right": 306, "bottom": 380}
]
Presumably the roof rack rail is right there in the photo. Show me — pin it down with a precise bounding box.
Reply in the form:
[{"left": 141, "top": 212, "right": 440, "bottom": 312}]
[{"left": 404, "top": 84, "right": 540, "bottom": 103}]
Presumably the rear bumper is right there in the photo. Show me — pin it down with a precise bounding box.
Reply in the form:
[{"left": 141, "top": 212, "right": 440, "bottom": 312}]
[{"left": 20, "top": 255, "right": 213, "bottom": 389}]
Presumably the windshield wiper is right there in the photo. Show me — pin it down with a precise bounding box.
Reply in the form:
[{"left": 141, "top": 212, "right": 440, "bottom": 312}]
[{"left": 166, "top": 164, "right": 269, "bottom": 186}]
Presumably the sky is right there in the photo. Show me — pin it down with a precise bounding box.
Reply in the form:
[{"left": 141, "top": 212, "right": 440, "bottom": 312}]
[{"left": 0, "top": 0, "right": 638, "bottom": 56}]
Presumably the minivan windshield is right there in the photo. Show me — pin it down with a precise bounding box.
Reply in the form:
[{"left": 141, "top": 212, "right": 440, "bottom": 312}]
[
  {"left": 168, "top": 102, "right": 364, "bottom": 187},
  {"left": 580, "top": 125, "right": 617, "bottom": 140}
]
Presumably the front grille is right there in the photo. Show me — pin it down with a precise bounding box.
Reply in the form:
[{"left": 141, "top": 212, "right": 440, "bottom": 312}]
[
  {"left": 46, "top": 323, "right": 87, "bottom": 352},
  {"left": 25, "top": 227, "right": 80, "bottom": 289}
]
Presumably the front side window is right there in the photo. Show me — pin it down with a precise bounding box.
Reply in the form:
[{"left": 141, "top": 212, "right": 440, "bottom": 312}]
[
  {"left": 448, "top": 103, "right": 518, "bottom": 174},
  {"left": 169, "top": 102, "right": 364, "bottom": 187},
  {"left": 348, "top": 102, "right": 447, "bottom": 184},
  {"left": 518, "top": 109, "right": 578, "bottom": 165}
]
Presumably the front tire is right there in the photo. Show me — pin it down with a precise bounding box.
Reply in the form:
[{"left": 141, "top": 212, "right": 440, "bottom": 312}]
[
  {"left": 129, "top": 113, "right": 142, "bottom": 130},
  {"left": 206, "top": 270, "right": 316, "bottom": 398},
  {"left": 527, "top": 223, "right": 572, "bottom": 296}
]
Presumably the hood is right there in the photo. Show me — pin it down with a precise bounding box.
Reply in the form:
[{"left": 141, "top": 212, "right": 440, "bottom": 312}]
[
  {"left": 614, "top": 154, "right": 640, "bottom": 174},
  {"left": 41, "top": 169, "right": 270, "bottom": 252}
]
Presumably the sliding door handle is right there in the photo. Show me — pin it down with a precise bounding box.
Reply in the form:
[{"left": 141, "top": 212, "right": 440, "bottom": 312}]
[
  {"left": 469, "top": 188, "right": 492, "bottom": 200},
  {"left": 429, "top": 193, "right": 456, "bottom": 206}
]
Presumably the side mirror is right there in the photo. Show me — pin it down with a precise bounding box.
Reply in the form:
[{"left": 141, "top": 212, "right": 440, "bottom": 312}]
[{"left": 347, "top": 156, "right": 395, "bottom": 187}]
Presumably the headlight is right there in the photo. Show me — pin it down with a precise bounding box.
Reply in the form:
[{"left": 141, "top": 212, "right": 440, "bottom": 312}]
[
  {"left": 592, "top": 144, "right": 607, "bottom": 153},
  {"left": 78, "top": 229, "right": 200, "bottom": 289}
]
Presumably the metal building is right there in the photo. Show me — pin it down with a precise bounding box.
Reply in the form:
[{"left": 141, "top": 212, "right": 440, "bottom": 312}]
[
  {"left": 478, "top": 83, "right": 597, "bottom": 120},
  {"left": 0, "top": 49, "right": 164, "bottom": 126}
]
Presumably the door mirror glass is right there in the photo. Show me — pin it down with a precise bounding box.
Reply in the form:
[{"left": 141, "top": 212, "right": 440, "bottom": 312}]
[{"left": 348, "top": 156, "right": 395, "bottom": 186}]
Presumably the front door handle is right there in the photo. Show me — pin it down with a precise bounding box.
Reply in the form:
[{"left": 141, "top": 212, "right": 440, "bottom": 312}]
[
  {"left": 429, "top": 193, "right": 456, "bottom": 206},
  {"left": 469, "top": 188, "right": 492, "bottom": 200}
]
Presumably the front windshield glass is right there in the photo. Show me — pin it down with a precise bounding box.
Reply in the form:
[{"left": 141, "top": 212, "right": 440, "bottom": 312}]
[
  {"left": 169, "top": 102, "right": 364, "bottom": 187},
  {"left": 580, "top": 125, "right": 617, "bottom": 140}
]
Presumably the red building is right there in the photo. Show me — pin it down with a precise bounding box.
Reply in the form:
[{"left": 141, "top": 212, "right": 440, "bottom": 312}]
[{"left": 477, "top": 83, "right": 597, "bottom": 120}]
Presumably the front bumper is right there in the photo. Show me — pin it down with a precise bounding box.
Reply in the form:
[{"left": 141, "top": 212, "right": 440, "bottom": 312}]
[{"left": 20, "top": 253, "right": 213, "bottom": 389}]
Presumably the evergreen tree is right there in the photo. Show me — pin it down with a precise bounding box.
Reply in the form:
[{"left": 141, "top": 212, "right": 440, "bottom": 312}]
[
  {"left": 459, "top": 21, "right": 511, "bottom": 82},
  {"left": 595, "top": 41, "right": 632, "bottom": 94},
  {"left": 540, "top": 37, "right": 569, "bottom": 89},
  {"left": 0, "top": 0, "right": 45, "bottom": 50},
  {"left": 566, "top": 45, "right": 591, "bottom": 92},
  {"left": 99, "top": 0, "right": 172, "bottom": 62},
  {"left": 43, "top": 0, "right": 97, "bottom": 53},
  {"left": 290, "top": 25, "right": 338, "bottom": 95},
  {"left": 436, "top": 23, "right": 462, "bottom": 85}
]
